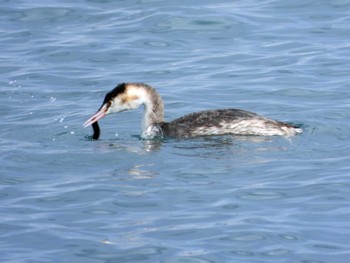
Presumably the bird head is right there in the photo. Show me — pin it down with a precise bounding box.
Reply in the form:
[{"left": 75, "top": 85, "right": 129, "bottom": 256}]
[{"left": 83, "top": 83, "right": 144, "bottom": 127}]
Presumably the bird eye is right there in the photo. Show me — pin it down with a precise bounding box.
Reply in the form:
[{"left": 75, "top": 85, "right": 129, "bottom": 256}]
[{"left": 106, "top": 101, "right": 112, "bottom": 109}]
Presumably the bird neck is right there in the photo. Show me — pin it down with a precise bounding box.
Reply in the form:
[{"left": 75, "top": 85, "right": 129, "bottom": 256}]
[{"left": 140, "top": 84, "right": 164, "bottom": 137}]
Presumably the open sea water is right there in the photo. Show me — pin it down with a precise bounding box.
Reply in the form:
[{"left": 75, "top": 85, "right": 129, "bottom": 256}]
[{"left": 1, "top": 0, "right": 350, "bottom": 262}]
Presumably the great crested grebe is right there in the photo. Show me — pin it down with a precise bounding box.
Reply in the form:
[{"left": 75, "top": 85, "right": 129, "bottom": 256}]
[{"left": 83, "top": 83, "right": 302, "bottom": 140}]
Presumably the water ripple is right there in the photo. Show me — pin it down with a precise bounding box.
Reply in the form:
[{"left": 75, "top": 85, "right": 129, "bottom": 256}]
[{"left": 1, "top": 0, "right": 350, "bottom": 262}]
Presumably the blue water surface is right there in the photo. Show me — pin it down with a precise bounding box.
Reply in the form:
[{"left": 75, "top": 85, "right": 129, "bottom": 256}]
[{"left": 1, "top": 0, "right": 350, "bottom": 262}]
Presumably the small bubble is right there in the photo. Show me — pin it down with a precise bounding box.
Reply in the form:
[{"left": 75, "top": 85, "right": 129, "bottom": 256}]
[
  {"left": 70, "top": 131, "right": 75, "bottom": 135},
  {"left": 115, "top": 133, "right": 119, "bottom": 137},
  {"left": 52, "top": 138, "right": 56, "bottom": 141},
  {"left": 64, "top": 126, "right": 68, "bottom": 129}
]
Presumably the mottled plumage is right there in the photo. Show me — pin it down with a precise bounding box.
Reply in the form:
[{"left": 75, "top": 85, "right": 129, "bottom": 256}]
[{"left": 158, "top": 109, "right": 300, "bottom": 138}]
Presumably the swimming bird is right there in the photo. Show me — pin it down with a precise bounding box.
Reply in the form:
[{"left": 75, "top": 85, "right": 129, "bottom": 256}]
[{"left": 83, "top": 83, "right": 302, "bottom": 140}]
